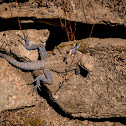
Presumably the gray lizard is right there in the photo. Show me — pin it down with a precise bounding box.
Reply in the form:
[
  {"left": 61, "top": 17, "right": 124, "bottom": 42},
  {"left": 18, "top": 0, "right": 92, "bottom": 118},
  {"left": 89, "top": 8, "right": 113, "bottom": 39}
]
[{"left": 0, "top": 34, "right": 94, "bottom": 94}]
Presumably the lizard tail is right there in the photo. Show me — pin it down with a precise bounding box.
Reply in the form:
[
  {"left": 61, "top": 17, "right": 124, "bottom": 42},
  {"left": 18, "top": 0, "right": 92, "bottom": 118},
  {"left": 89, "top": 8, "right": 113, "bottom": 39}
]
[{"left": 0, "top": 53, "right": 44, "bottom": 70}]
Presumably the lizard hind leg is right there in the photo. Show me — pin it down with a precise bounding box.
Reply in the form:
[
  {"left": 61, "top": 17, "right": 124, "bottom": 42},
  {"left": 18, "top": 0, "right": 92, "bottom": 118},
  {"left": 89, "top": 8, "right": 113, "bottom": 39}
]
[
  {"left": 28, "top": 76, "right": 46, "bottom": 96},
  {"left": 43, "top": 69, "right": 53, "bottom": 85},
  {"left": 28, "top": 70, "right": 53, "bottom": 95},
  {"left": 28, "top": 78, "right": 41, "bottom": 96},
  {"left": 39, "top": 45, "right": 47, "bottom": 60}
]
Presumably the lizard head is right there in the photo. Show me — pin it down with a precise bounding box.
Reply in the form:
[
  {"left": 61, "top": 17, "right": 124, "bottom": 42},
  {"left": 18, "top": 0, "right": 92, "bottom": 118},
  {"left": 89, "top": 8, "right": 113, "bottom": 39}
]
[{"left": 80, "top": 54, "right": 94, "bottom": 72}]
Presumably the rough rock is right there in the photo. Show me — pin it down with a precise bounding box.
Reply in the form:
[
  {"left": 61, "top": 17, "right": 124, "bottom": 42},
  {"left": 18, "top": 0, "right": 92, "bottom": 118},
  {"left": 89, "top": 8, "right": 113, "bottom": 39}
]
[
  {"left": 0, "top": 30, "right": 126, "bottom": 119},
  {"left": 0, "top": 0, "right": 125, "bottom": 26},
  {"left": 0, "top": 58, "right": 42, "bottom": 111},
  {"left": 0, "top": 103, "right": 125, "bottom": 126},
  {"left": 46, "top": 38, "right": 126, "bottom": 118}
]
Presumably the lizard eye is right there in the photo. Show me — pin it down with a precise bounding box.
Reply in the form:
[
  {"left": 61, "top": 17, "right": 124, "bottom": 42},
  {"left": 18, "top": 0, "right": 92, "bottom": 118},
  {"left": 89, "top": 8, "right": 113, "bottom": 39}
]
[{"left": 63, "top": 57, "right": 68, "bottom": 64}]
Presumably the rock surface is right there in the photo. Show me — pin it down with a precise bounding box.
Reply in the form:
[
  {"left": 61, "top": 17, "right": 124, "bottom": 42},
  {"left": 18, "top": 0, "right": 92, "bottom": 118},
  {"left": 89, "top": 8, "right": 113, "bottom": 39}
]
[
  {"left": 0, "top": 30, "right": 126, "bottom": 119},
  {"left": 47, "top": 38, "right": 126, "bottom": 118},
  {"left": 0, "top": 1, "right": 126, "bottom": 125},
  {"left": 0, "top": 0, "right": 125, "bottom": 26},
  {"left": 1, "top": 102, "right": 125, "bottom": 126},
  {"left": 0, "top": 58, "right": 42, "bottom": 111}
]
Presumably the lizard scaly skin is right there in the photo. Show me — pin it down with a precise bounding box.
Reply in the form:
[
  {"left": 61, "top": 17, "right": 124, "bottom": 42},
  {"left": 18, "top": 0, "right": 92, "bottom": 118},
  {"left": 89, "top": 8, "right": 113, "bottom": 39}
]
[{"left": 0, "top": 34, "right": 84, "bottom": 95}]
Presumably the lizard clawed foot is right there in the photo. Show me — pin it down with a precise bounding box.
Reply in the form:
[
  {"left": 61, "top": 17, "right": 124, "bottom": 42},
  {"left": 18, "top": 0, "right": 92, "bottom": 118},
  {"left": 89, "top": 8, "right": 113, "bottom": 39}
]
[
  {"left": 28, "top": 77, "right": 41, "bottom": 96},
  {"left": 18, "top": 33, "right": 30, "bottom": 47}
]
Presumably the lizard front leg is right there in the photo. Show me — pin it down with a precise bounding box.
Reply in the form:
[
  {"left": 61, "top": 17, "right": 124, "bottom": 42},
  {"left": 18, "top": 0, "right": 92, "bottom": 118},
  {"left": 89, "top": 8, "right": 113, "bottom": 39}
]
[
  {"left": 67, "top": 42, "right": 81, "bottom": 74},
  {"left": 18, "top": 33, "right": 47, "bottom": 60},
  {"left": 18, "top": 34, "right": 53, "bottom": 95},
  {"left": 28, "top": 69, "right": 53, "bottom": 95}
]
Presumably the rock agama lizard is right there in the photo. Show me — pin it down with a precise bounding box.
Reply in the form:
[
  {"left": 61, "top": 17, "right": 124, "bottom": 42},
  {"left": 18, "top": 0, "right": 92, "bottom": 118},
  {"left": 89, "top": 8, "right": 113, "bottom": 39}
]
[{"left": 0, "top": 34, "right": 94, "bottom": 94}]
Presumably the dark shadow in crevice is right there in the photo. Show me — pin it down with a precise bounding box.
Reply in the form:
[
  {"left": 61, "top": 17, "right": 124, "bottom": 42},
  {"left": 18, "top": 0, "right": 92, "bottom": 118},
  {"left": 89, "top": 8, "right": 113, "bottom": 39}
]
[
  {"left": 0, "top": 17, "right": 126, "bottom": 51},
  {"left": 79, "top": 66, "right": 89, "bottom": 77},
  {"left": 76, "top": 117, "right": 126, "bottom": 125},
  {"left": 75, "top": 22, "right": 126, "bottom": 40}
]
